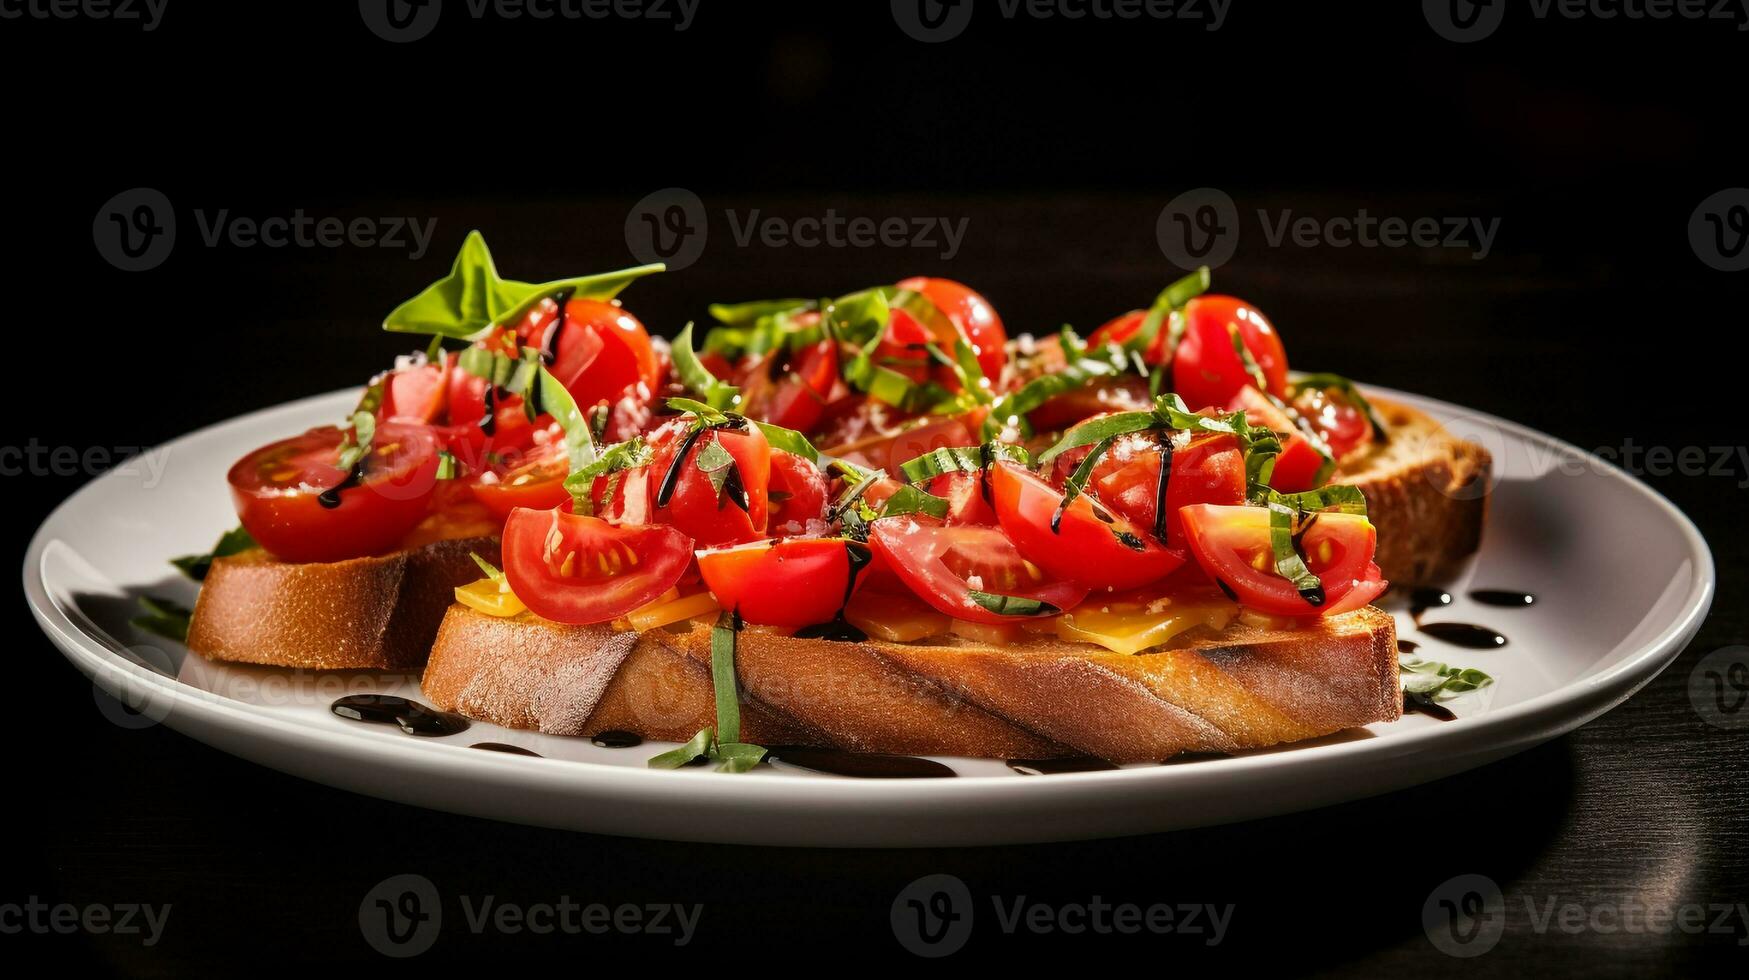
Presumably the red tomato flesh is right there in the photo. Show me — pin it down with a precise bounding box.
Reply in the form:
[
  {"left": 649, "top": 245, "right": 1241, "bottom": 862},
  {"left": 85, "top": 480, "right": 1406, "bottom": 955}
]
[{"left": 501, "top": 506, "right": 692, "bottom": 625}]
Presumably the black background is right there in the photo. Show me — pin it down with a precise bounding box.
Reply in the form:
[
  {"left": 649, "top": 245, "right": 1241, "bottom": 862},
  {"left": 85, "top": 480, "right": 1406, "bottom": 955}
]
[{"left": 5, "top": 0, "right": 1747, "bottom": 972}]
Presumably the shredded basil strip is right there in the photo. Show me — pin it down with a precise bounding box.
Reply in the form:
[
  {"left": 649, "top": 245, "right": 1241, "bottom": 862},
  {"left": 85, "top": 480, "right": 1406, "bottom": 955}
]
[
  {"left": 647, "top": 728, "right": 713, "bottom": 769},
  {"left": 751, "top": 420, "right": 820, "bottom": 463},
  {"left": 434, "top": 451, "right": 458, "bottom": 480},
  {"left": 966, "top": 590, "right": 1061, "bottom": 618},
  {"left": 469, "top": 552, "right": 504, "bottom": 582},
  {"left": 1263, "top": 484, "right": 1369, "bottom": 519},
  {"left": 897, "top": 442, "right": 1031, "bottom": 483},
  {"left": 562, "top": 437, "right": 654, "bottom": 513},
  {"left": 830, "top": 459, "right": 949, "bottom": 520},
  {"left": 1035, "top": 410, "right": 1160, "bottom": 466},
  {"left": 672, "top": 321, "right": 741, "bottom": 411},
  {"left": 1053, "top": 435, "right": 1118, "bottom": 533},
  {"left": 171, "top": 526, "right": 257, "bottom": 581},
  {"left": 1125, "top": 266, "right": 1211, "bottom": 357},
  {"left": 1290, "top": 372, "right": 1390, "bottom": 445},
  {"left": 707, "top": 298, "right": 815, "bottom": 327},
  {"left": 665, "top": 396, "right": 729, "bottom": 423},
  {"left": 1400, "top": 657, "right": 1494, "bottom": 697},
  {"left": 334, "top": 409, "right": 377, "bottom": 473},
  {"left": 530, "top": 364, "right": 598, "bottom": 513},
  {"left": 1267, "top": 502, "right": 1326, "bottom": 606},
  {"left": 383, "top": 230, "right": 663, "bottom": 340},
  {"left": 981, "top": 336, "right": 1126, "bottom": 440},
  {"left": 131, "top": 595, "right": 192, "bottom": 643},
  {"left": 709, "top": 610, "right": 743, "bottom": 744}
]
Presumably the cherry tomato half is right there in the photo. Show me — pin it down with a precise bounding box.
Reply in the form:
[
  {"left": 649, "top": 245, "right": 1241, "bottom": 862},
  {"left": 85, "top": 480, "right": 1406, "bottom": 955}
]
[
  {"left": 897, "top": 277, "right": 1009, "bottom": 382},
  {"left": 1227, "top": 386, "right": 1330, "bottom": 494},
  {"left": 227, "top": 422, "right": 440, "bottom": 563},
  {"left": 467, "top": 437, "right": 572, "bottom": 521},
  {"left": 511, "top": 296, "right": 660, "bottom": 412},
  {"left": 501, "top": 506, "right": 692, "bottom": 625},
  {"left": 1293, "top": 385, "right": 1374, "bottom": 459},
  {"left": 595, "top": 421, "right": 772, "bottom": 546},
  {"left": 1089, "top": 431, "right": 1247, "bottom": 549},
  {"left": 1172, "top": 296, "right": 1290, "bottom": 410},
  {"left": 379, "top": 360, "right": 450, "bottom": 424},
  {"left": 1178, "top": 504, "right": 1386, "bottom": 618},
  {"left": 697, "top": 537, "right": 866, "bottom": 628},
  {"left": 867, "top": 516, "right": 1089, "bottom": 626},
  {"left": 737, "top": 338, "right": 838, "bottom": 434},
  {"left": 767, "top": 450, "right": 829, "bottom": 533},
  {"left": 990, "top": 462, "right": 1183, "bottom": 592}
]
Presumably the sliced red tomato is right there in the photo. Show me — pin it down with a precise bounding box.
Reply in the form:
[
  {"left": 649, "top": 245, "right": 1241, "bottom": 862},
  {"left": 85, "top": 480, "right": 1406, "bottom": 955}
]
[
  {"left": 1178, "top": 504, "right": 1386, "bottom": 617},
  {"left": 767, "top": 450, "right": 828, "bottom": 532},
  {"left": 697, "top": 537, "right": 864, "bottom": 628},
  {"left": 896, "top": 277, "right": 1008, "bottom": 382},
  {"left": 1293, "top": 385, "right": 1374, "bottom": 459},
  {"left": 467, "top": 438, "right": 572, "bottom": 521},
  {"left": 1091, "top": 431, "right": 1246, "bottom": 549},
  {"left": 737, "top": 338, "right": 838, "bottom": 434},
  {"left": 989, "top": 462, "right": 1183, "bottom": 592},
  {"left": 502, "top": 506, "right": 692, "bottom": 626},
  {"left": 1172, "top": 296, "right": 1290, "bottom": 410},
  {"left": 644, "top": 421, "right": 771, "bottom": 546},
  {"left": 926, "top": 470, "right": 997, "bottom": 526},
  {"left": 511, "top": 296, "right": 659, "bottom": 411},
  {"left": 1087, "top": 309, "right": 1166, "bottom": 363},
  {"left": 1227, "top": 386, "right": 1330, "bottom": 493},
  {"left": 227, "top": 422, "right": 440, "bottom": 563},
  {"left": 379, "top": 361, "right": 449, "bottom": 424},
  {"left": 867, "top": 516, "right": 1089, "bottom": 625}
]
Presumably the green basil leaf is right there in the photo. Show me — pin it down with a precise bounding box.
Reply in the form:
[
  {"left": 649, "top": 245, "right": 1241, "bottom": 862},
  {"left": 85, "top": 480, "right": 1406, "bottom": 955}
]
[
  {"left": 664, "top": 396, "right": 730, "bottom": 423},
  {"left": 383, "top": 230, "right": 663, "bottom": 340},
  {"left": 1400, "top": 657, "right": 1495, "bottom": 698},
  {"left": 879, "top": 484, "right": 951, "bottom": 520},
  {"left": 334, "top": 410, "right": 377, "bottom": 473},
  {"left": 982, "top": 344, "right": 1125, "bottom": 441},
  {"left": 647, "top": 728, "right": 714, "bottom": 769},
  {"left": 1054, "top": 435, "right": 1117, "bottom": 532},
  {"left": 672, "top": 321, "right": 741, "bottom": 411},
  {"left": 532, "top": 364, "right": 597, "bottom": 509},
  {"left": 1125, "top": 266, "right": 1210, "bottom": 357},
  {"left": 710, "top": 610, "right": 745, "bottom": 746},
  {"left": 897, "top": 443, "right": 1030, "bottom": 483},
  {"left": 1267, "top": 502, "right": 1325, "bottom": 607},
  {"left": 171, "top": 525, "right": 257, "bottom": 581},
  {"left": 708, "top": 298, "right": 814, "bottom": 327},
  {"left": 562, "top": 436, "right": 654, "bottom": 512},
  {"left": 751, "top": 420, "right": 820, "bottom": 463},
  {"left": 1262, "top": 484, "right": 1369, "bottom": 518},
  {"left": 966, "top": 590, "right": 1061, "bottom": 618},
  {"left": 131, "top": 595, "right": 192, "bottom": 643},
  {"left": 712, "top": 742, "right": 769, "bottom": 774},
  {"left": 434, "top": 451, "right": 458, "bottom": 480},
  {"left": 1035, "top": 410, "right": 1159, "bottom": 466}
]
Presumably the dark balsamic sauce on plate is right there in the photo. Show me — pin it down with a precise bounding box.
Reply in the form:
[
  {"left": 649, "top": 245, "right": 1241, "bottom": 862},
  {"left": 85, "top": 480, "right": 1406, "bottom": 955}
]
[
  {"left": 590, "top": 730, "right": 643, "bottom": 749},
  {"left": 766, "top": 745, "right": 956, "bottom": 778},
  {"left": 1419, "top": 623, "right": 1509, "bottom": 649},
  {"left": 1403, "top": 690, "right": 1458, "bottom": 722},
  {"left": 472, "top": 742, "right": 542, "bottom": 756},
  {"left": 330, "top": 694, "right": 470, "bottom": 737}
]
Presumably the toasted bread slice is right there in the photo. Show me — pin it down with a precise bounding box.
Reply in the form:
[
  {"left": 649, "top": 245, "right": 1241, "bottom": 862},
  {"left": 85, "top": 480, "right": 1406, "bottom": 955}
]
[
  {"left": 186, "top": 536, "right": 500, "bottom": 670},
  {"left": 422, "top": 603, "right": 1399, "bottom": 762},
  {"left": 1341, "top": 397, "right": 1490, "bottom": 585}
]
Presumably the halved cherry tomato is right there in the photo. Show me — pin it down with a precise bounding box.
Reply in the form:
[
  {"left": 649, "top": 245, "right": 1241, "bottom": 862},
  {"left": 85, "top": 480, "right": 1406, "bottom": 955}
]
[
  {"left": 989, "top": 462, "right": 1183, "bottom": 592},
  {"left": 1293, "top": 385, "right": 1374, "bottom": 459},
  {"left": 697, "top": 537, "right": 865, "bottom": 628},
  {"left": 1087, "top": 309, "right": 1166, "bottom": 363},
  {"left": 896, "top": 277, "right": 1009, "bottom": 382},
  {"left": 926, "top": 470, "right": 997, "bottom": 526},
  {"left": 767, "top": 450, "right": 828, "bottom": 532},
  {"left": 1178, "top": 504, "right": 1387, "bottom": 617},
  {"left": 501, "top": 506, "right": 692, "bottom": 625},
  {"left": 609, "top": 421, "right": 771, "bottom": 546},
  {"left": 737, "top": 338, "right": 838, "bottom": 434},
  {"left": 1227, "top": 386, "right": 1330, "bottom": 493},
  {"left": 511, "top": 296, "right": 660, "bottom": 412},
  {"left": 228, "top": 422, "right": 440, "bottom": 563},
  {"left": 867, "top": 516, "right": 1089, "bottom": 626},
  {"left": 1172, "top": 296, "right": 1290, "bottom": 410},
  {"left": 468, "top": 438, "right": 572, "bottom": 521},
  {"left": 380, "top": 361, "right": 449, "bottom": 424},
  {"left": 1090, "top": 431, "right": 1246, "bottom": 549}
]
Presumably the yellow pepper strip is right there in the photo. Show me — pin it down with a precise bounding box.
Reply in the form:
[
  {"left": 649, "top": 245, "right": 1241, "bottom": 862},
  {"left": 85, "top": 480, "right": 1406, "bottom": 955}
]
[{"left": 455, "top": 577, "right": 527, "bottom": 618}]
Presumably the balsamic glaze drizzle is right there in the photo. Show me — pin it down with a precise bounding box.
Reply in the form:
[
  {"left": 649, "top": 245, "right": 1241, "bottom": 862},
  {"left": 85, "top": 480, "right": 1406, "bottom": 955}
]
[
  {"left": 1403, "top": 691, "right": 1458, "bottom": 722},
  {"left": 1418, "top": 623, "right": 1508, "bottom": 649},
  {"left": 765, "top": 746, "right": 956, "bottom": 778},
  {"left": 1470, "top": 590, "right": 1536, "bottom": 608},
  {"left": 538, "top": 288, "right": 575, "bottom": 366},
  {"left": 793, "top": 540, "right": 874, "bottom": 642},
  {"left": 472, "top": 742, "right": 543, "bottom": 756},
  {"left": 1151, "top": 431, "right": 1174, "bottom": 544},
  {"left": 590, "top": 730, "right": 644, "bottom": 749},
  {"left": 331, "top": 695, "right": 470, "bottom": 737}
]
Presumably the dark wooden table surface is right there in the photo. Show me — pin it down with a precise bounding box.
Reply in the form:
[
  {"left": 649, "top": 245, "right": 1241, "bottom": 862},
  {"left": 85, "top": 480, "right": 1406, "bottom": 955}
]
[{"left": 7, "top": 4, "right": 1748, "bottom": 973}]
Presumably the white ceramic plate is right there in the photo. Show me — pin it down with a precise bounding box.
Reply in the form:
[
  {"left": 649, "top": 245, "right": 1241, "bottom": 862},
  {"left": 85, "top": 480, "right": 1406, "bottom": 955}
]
[{"left": 24, "top": 387, "right": 1713, "bottom": 846}]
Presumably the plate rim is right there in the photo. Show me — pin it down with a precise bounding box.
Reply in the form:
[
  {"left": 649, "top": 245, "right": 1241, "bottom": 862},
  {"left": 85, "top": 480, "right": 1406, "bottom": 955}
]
[{"left": 22, "top": 384, "right": 1716, "bottom": 807}]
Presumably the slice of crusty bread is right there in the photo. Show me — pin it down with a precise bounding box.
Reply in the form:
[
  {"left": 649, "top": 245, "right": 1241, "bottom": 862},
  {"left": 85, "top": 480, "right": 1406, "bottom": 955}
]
[
  {"left": 186, "top": 536, "right": 500, "bottom": 670},
  {"left": 422, "top": 603, "right": 1399, "bottom": 762},
  {"left": 1341, "top": 397, "right": 1490, "bottom": 585}
]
